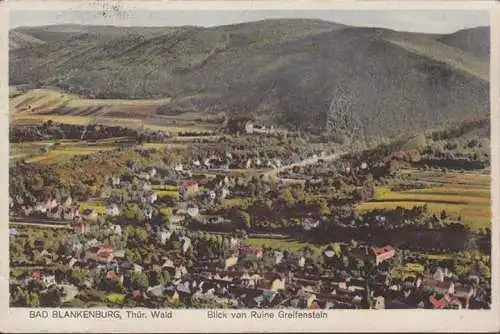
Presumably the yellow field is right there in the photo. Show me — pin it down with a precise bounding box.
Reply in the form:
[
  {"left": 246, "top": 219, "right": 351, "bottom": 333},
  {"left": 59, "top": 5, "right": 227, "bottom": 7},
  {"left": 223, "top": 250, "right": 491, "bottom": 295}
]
[
  {"left": 79, "top": 200, "right": 106, "bottom": 214},
  {"left": 10, "top": 88, "right": 169, "bottom": 117},
  {"left": 243, "top": 237, "right": 309, "bottom": 252},
  {"left": 10, "top": 89, "right": 220, "bottom": 133},
  {"left": 151, "top": 185, "right": 179, "bottom": 198},
  {"left": 357, "top": 170, "right": 490, "bottom": 231}
]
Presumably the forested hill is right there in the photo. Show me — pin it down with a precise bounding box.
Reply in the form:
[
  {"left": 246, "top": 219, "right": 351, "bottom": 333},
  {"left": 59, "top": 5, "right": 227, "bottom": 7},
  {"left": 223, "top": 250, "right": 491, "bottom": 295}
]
[{"left": 9, "top": 21, "right": 490, "bottom": 139}]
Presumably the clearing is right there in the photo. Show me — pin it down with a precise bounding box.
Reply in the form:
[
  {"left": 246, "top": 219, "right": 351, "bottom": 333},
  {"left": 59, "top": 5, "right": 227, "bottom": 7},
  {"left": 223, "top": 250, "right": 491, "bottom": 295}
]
[
  {"left": 10, "top": 88, "right": 220, "bottom": 133},
  {"left": 357, "top": 169, "right": 490, "bottom": 231}
]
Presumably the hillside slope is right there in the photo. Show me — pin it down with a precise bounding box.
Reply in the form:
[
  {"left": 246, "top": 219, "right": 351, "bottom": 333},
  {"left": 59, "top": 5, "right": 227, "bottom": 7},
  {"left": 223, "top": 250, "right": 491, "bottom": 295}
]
[
  {"left": 439, "top": 26, "right": 490, "bottom": 60},
  {"left": 9, "top": 20, "right": 490, "bottom": 138},
  {"left": 9, "top": 31, "right": 46, "bottom": 50}
]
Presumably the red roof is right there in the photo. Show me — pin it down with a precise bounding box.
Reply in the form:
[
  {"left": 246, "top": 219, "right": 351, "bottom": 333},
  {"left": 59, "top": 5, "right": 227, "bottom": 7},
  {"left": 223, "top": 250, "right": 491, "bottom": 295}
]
[
  {"left": 132, "top": 290, "right": 141, "bottom": 298},
  {"left": 106, "top": 271, "right": 117, "bottom": 279},
  {"left": 371, "top": 245, "right": 395, "bottom": 256},
  {"left": 99, "top": 244, "right": 112, "bottom": 250},
  {"left": 98, "top": 250, "right": 113, "bottom": 258},
  {"left": 32, "top": 271, "right": 41, "bottom": 279},
  {"left": 183, "top": 181, "right": 198, "bottom": 188},
  {"left": 429, "top": 295, "right": 449, "bottom": 309}
]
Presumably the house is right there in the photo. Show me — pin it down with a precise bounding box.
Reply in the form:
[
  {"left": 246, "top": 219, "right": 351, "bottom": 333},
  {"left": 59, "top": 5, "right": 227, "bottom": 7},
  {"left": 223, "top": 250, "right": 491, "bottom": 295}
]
[
  {"left": 44, "top": 198, "right": 58, "bottom": 210},
  {"left": 159, "top": 231, "right": 173, "bottom": 245},
  {"left": 140, "top": 181, "right": 152, "bottom": 191},
  {"left": 370, "top": 245, "right": 396, "bottom": 265},
  {"left": 110, "top": 176, "right": 121, "bottom": 187},
  {"left": 147, "top": 167, "right": 157, "bottom": 178},
  {"left": 244, "top": 121, "right": 254, "bottom": 134},
  {"left": 41, "top": 274, "right": 57, "bottom": 288},
  {"left": 68, "top": 238, "right": 83, "bottom": 254},
  {"left": 179, "top": 237, "right": 192, "bottom": 253},
  {"left": 176, "top": 201, "right": 189, "bottom": 215},
  {"left": 119, "top": 261, "right": 143, "bottom": 273},
  {"left": 106, "top": 271, "right": 124, "bottom": 284},
  {"left": 208, "top": 190, "right": 217, "bottom": 200},
  {"left": 62, "top": 196, "right": 73, "bottom": 206},
  {"left": 162, "top": 257, "right": 175, "bottom": 268},
  {"left": 229, "top": 237, "right": 241, "bottom": 249},
  {"left": 303, "top": 217, "right": 320, "bottom": 231},
  {"left": 233, "top": 246, "right": 263, "bottom": 258},
  {"left": 137, "top": 171, "right": 150, "bottom": 181},
  {"left": 60, "top": 284, "right": 79, "bottom": 302},
  {"left": 273, "top": 251, "right": 284, "bottom": 265},
  {"left": 143, "top": 205, "right": 154, "bottom": 220},
  {"left": 47, "top": 206, "right": 63, "bottom": 219},
  {"left": 453, "top": 283, "right": 474, "bottom": 309},
  {"left": 147, "top": 284, "right": 165, "bottom": 298},
  {"left": 218, "top": 187, "right": 230, "bottom": 200},
  {"left": 106, "top": 203, "right": 120, "bottom": 217},
  {"left": 81, "top": 208, "right": 98, "bottom": 220},
  {"left": 21, "top": 205, "right": 34, "bottom": 216},
  {"left": 323, "top": 249, "right": 335, "bottom": 259},
  {"left": 373, "top": 296, "right": 385, "bottom": 309},
  {"left": 85, "top": 244, "right": 113, "bottom": 263},
  {"left": 174, "top": 265, "right": 188, "bottom": 279},
  {"left": 225, "top": 117, "right": 255, "bottom": 135},
  {"left": 35, "top": 203, "right": 48, "bottom": 214},
  {"left": 108, "top": 224, "right": 122, "bottom": 236},
  {"left": 186, "top": 206, "right": 199, "bottom": 218},
  {"left": 63, "top": 206, "right": 80, "bottom": 220},
  {"left": 142, "top": 191, "right": 157, "bottom": 204},
  {"left": 180, "top": 181, "right": 199, "bottom": 199},
  {"left": 72, "top": 221, "right": 90, "bottom": 234},
  {"left": 422, "top": 278, "right": 455, "bottom": 295}
]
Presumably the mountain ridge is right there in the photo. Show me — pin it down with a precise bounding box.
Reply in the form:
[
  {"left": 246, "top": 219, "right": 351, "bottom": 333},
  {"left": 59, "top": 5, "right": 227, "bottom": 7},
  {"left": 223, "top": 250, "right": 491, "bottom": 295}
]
[{"left": 9, "top": 20, "right": 490, "bottom": 139}]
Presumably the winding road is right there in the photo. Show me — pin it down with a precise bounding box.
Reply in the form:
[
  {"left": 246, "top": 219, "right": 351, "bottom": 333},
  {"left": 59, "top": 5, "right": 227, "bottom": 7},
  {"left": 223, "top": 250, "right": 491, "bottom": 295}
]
[{"left": 263, "top": 151, "right": 345, "bottom": 180}]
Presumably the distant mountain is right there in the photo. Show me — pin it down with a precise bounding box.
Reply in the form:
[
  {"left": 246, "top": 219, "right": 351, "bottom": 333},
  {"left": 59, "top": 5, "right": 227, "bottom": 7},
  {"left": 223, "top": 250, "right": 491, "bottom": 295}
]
[
  {"left": 439, "top": 26, "right": 490, "bottom": 60},
  {"left": 9, "top": 20, "right": 490, "bottom": 139},
  {"left": 9, "top": 31, "right": 46, "bottom": 50}
]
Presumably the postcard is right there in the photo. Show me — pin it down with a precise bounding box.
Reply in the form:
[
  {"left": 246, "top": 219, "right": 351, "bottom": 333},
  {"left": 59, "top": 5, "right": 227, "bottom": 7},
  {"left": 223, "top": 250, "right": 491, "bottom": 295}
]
[{"left": 1, "top": 1, "right": 499, "bottom": 332}]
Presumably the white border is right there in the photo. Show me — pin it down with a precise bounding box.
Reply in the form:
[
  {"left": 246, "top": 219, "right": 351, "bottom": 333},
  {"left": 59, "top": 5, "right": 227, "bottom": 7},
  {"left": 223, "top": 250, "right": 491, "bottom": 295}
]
[{"left": 1, "top": 1, "right": 499, "bottom": 333}]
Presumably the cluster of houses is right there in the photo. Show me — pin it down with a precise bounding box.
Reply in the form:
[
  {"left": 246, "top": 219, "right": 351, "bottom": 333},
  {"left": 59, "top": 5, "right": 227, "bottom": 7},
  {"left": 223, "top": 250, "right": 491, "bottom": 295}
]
[{"left": 10, "top": 221, "right": 485, "bottom": 310}]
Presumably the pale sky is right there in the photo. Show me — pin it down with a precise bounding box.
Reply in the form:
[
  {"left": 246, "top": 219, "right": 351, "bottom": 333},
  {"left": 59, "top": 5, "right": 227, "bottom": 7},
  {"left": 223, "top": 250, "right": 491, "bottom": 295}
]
[{"left": 9, "top": 10, "right": 489, "bottom": 34}]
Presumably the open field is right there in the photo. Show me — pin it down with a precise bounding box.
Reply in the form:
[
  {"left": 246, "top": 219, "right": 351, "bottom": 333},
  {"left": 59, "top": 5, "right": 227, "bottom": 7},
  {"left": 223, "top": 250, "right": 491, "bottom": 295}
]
[
  {"left": 79, "top": 200, "right": 106, "bottom": 214},
  {"left": 10, "top": 89, "right": 220, "bottom": 133},
  {"left": 357, "top": 170, "right": 490, "bottom": 231},
  {"left": 151, "top": 184, "right": 179, "bottom": 198},
  {"left": 10, "top": 88, "right": 169, "bottom": 118},
  {"left": 243, "top": 237, "right": 310, "bottom": 252},
  {"left": 10, "top": 139, "right": 119, "bottom": 164}
]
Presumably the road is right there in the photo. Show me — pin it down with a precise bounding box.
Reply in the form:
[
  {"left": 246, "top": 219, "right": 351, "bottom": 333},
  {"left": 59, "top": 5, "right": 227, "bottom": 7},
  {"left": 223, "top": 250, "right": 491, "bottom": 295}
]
[
  {"left": 9, "top": 216, "right": 72, "bottom": 229},
  {"left": 262, "top": 152, "right": 345, "bottom": 179}
]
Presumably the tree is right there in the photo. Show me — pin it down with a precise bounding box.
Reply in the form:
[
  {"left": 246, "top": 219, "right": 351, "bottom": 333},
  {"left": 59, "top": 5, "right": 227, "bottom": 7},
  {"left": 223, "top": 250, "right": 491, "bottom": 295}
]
[
  {"left": 26, "top": 292, "right": 40, "bottom": 307},
  {"left": 231, "top": 209, "right": 251, "bottom": 229},
  {"left": 324, "top": 88, "right": 363, "bottom": 145},
  {"left": 131, "top": 272, "right": 149, "bottom": 291}
]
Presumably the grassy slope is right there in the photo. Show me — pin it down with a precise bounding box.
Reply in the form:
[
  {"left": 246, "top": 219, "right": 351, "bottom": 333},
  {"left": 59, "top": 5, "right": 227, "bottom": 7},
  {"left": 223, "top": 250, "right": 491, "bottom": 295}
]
[
  {"left": 9, "top": 21, "right": 489, "bottom": 137},
  {"left": 357, "top": 170, "right": 490, "bottom": 231}
]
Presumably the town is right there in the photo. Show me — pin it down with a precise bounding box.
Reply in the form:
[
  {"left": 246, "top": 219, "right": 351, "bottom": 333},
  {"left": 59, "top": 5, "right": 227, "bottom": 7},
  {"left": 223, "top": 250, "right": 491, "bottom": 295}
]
[{"left": 9, "top": 115, "right": 492, "bottom": 311}]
